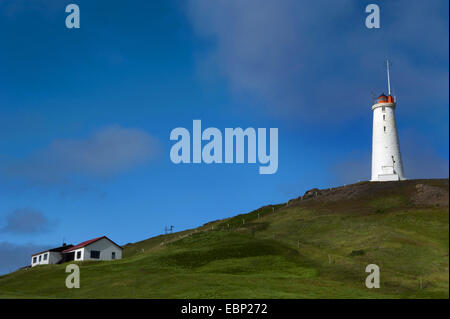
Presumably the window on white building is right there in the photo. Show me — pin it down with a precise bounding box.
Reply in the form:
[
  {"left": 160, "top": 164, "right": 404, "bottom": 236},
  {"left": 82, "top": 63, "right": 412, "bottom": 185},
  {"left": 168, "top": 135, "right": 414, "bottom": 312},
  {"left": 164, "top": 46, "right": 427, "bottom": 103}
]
[
  {"left": 33, "top": 257, "right": 37, "bottom": 263},
  {"left": 90, "top": 250, "right": 100, "bottom": 259},
  {"left": 384, "top": 126, "right": 386, "bottom": 132},
  {"left": 39, "top": 255, "right": 42, "bottom": 262},
  {"left": 112, "top": 252, "right": 116, "bottom": 260},
  {"left": 383, "top": 114, "right": 386, "bottom": 121},
  {"left": 44, "top": 253, "right": 48, "bottom": 260},
  {"left": 76, "top": 251, "right": 81, "bottom": 259}
]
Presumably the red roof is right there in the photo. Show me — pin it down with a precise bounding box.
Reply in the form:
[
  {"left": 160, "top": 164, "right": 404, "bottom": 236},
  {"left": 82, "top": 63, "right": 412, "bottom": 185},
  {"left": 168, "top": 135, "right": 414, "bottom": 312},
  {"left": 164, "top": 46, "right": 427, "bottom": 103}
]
[{"left": 62, "top": 236, "right": 121, "bottom": 253}]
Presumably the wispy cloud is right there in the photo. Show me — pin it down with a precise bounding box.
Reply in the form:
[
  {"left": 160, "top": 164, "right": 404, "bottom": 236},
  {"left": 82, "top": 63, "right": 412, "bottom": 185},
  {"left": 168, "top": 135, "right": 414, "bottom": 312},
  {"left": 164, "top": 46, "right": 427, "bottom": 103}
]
[
  {"left": 401, "top": 131, "right": 449, "bottom": 180},
  {"left": 0, "top": 0, "right": 61, "bottom": 19},
  {"left": 2, "top": 125, "right": 161, "bottom": 186},
  {"left": 0, "top": 208, "right": 53, "bottom": 234},
  {"left": 331, "top": 133, "right": 449, "bottom": 185},
  {"left": 186, "top": 0, "right": 448, "bottom": 122},
  {"left": 0, "top": 242, "right": 51, "bottom": 275},
  {"left": 330, "top": 151, "right": 371, "bottom": 186}
]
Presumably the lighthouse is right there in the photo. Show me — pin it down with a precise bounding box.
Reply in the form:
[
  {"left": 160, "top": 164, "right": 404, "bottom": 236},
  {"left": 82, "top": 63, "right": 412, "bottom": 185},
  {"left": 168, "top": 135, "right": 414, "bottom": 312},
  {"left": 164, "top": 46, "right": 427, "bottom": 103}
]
[{"left": 371, "top": 61, "right": 405, "bottom": 182}]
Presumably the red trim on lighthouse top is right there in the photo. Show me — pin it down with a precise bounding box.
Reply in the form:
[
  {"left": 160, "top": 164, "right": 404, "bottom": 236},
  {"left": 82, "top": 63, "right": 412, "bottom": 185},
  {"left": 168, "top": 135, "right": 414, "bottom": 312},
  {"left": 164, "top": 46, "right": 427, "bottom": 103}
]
[{"left": 376, "top": 94, "right": 394, "bottom": 104}]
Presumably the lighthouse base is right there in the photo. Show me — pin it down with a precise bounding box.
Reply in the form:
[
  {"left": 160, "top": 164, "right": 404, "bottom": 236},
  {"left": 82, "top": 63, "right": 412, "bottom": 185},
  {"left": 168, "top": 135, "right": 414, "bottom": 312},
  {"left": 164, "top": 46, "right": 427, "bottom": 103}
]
[{"left": 371, "top": 173, "right": 400, "bottom": 182}]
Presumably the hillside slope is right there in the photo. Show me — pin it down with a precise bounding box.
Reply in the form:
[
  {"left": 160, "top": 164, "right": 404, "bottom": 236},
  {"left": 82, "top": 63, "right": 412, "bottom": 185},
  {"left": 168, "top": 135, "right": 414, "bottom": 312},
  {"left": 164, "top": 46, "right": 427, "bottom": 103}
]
[{"left": 0, "top": 179, "right": 448, "bottom": 299}]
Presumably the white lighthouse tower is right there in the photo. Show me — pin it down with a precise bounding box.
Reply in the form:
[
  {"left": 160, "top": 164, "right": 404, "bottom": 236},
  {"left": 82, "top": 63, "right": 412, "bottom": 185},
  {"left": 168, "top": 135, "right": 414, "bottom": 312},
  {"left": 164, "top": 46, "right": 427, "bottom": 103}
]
[{"left": 371, "top": 61, "right": 405, "bottom": 182}]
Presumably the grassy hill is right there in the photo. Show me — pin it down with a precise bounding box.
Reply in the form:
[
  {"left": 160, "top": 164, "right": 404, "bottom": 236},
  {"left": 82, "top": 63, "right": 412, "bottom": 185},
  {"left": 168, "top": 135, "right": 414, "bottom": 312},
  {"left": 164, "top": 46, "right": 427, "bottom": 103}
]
[{"left": 0, "top": 179, "right": 448, "bottom": 299}]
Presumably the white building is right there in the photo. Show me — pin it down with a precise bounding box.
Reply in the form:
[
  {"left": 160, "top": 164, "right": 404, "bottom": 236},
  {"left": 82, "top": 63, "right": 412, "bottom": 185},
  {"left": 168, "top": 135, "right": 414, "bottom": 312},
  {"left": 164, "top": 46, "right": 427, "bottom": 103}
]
[
  {"left": 371, "top": 61, "right": 405, "bottom": 182},
  {"left": 31, "top": 244, "right": 74, "bottom": 267},
  {"left": 62, "top": 236, "right": 122, "bottom": 262}
]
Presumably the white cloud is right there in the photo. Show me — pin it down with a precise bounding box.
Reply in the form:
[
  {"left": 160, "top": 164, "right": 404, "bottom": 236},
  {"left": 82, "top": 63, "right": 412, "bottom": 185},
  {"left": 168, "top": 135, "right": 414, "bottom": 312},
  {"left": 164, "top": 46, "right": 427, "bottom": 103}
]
[
  {"left": 1, "top": 208, "right": 52, "bottom": 234},
  {"left": 2, "top": 125, "right": 161, "bottom": 185},
  {"left": 0, "top": 242, "right": 51, "bottom": 275},
  {"left": 186, "top": 0, "right": 449, "bottom": 122}
]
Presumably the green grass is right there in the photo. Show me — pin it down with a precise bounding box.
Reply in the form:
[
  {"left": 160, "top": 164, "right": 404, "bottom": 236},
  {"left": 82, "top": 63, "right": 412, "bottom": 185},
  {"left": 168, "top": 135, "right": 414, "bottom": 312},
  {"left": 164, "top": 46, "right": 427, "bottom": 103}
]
[{"left": 0, "top": 179, "right": 448, "bottom": 299}]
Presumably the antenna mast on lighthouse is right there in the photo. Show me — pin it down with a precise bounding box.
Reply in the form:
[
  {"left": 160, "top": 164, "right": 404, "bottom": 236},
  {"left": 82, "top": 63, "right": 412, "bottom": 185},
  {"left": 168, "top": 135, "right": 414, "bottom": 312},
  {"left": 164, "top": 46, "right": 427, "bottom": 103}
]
[{"left": 386, "top": 59, "right": 391, "bottom": 95}]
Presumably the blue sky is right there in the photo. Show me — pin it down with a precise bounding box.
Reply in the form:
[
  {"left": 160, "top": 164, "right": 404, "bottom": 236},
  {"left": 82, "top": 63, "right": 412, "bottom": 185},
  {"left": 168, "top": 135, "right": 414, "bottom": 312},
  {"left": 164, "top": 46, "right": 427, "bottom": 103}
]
[{"left": 0, "top": 0, "right": 448, "bottom": 274}]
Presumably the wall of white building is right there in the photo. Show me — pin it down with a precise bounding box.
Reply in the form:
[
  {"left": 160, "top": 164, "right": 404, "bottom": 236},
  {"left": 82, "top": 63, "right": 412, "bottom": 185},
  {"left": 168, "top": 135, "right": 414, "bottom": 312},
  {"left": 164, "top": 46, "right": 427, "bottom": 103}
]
[
  {"left": 31, "top": 252, "right": 47, "bottom": 267},
  {"left": 74, "top": 248, "right": 85, "bottom": 261},
  {"left": 48, "top": 251, "right": 63, "bottom": 264},
  {"left": 74, "top": 238, "right": 122, "bottom": 261},
  {"left": 31, "top": 251, "right": 63, "bottom": 267}
]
